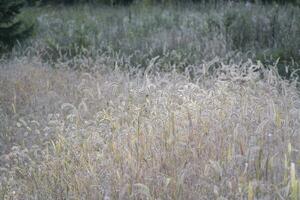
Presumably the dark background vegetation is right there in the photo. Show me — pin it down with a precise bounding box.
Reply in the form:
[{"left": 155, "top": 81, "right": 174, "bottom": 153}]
[
  {"left": 27, "top": 0, "right": 300, "bottom": 5},
  {"left": 1, "top": 0, "right": 300, "bottom": 78}
]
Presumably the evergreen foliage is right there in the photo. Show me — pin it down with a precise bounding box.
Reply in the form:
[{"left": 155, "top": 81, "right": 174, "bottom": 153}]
[{"left": 0, "top": 0, "right": 33, "bottom": 53}]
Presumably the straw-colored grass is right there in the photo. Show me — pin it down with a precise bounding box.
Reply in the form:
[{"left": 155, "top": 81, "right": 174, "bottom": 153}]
[
  {"left": 1, "top": 2, "right": 300, "bottom": 199},
  {"left": 0, "top": 58, "right": 299, "bottom": 199}
]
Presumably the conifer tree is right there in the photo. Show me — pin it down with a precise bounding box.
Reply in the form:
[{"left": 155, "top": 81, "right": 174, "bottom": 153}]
[{"left": 0, "top": 0, "right": 33, "bottom": 53}]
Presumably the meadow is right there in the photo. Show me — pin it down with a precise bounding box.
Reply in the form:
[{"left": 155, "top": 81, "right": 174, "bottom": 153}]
[{"left": 0, "top": 1, "right": 300, "bottom": 199}]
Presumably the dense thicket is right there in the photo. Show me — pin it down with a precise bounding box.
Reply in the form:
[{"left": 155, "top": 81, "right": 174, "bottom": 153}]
[
  {"left": 38, "top": 0, "right": 134, "bottom": 5},
  {"left": 0, "top": 0, "right": 33, "bottom": 53},
  {"left": 30, "top": 0, "right": 300, "bottom": 5},
  {"left": 186, "top": 0, "right": 299, "bottom": 5}
]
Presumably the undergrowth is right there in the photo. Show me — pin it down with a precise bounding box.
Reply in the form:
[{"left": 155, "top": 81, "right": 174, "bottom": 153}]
[{"left": 11, "top": 2, "right": 300, "bottom": 77}]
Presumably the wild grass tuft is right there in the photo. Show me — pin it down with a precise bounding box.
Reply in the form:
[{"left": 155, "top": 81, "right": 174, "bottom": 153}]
[{"left": 0, "top": 57, "right": 299, "bottom": 199}]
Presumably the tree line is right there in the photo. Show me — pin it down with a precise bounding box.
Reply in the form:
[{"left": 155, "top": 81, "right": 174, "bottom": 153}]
[{"left": 25, "top": 0, "right": 300, "bottom": 5}]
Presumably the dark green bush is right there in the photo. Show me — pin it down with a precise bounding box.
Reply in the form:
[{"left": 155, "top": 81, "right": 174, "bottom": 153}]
[{"left": 0, "top": 0, "right": 33, "bottom": 54}]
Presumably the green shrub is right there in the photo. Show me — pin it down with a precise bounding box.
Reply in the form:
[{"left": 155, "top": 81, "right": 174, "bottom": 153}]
[{"left": 0, "top": 0, "right": 33, "bottom": 54}]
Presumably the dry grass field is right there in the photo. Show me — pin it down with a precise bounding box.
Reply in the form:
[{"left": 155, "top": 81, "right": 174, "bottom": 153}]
[
  {"left": 1, "top": 58, "right": 300, "bottom": 199},
  {"left": 0, "top": 2, "right": 300, "bottom": 200}
]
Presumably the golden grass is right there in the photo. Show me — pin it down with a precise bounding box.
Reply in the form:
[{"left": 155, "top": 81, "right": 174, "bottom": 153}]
[{"left": 0, "top": 58, "right": 299, "bottom": 199}]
